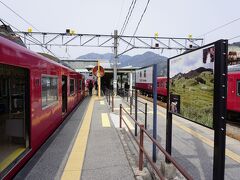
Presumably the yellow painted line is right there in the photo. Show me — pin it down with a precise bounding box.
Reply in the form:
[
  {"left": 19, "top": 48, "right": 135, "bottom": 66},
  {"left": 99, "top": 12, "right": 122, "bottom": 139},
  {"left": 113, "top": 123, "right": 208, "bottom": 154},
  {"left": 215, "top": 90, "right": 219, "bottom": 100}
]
[
  {"left": 0, "top": 147, "right": 25, "bottom": 171},
  {"left": 102, "top": 113, "right": 111, "bottom": 127},
  {"left": 157, "top": 110, "right": 240, "bottom": 163},
  {"left": 61, "top": 96, "right": 95, "bottom": 180},
  {"left": 100, "top": 101, "right": 105, "bottom": 105},
  {"left": 122, "top": 115, "right": 134, "bottom": 130}
]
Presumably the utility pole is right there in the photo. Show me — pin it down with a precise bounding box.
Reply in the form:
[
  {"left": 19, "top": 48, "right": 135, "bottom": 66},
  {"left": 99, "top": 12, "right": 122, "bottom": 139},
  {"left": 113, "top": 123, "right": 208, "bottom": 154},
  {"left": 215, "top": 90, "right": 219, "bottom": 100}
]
[{"left": 113, "top": 30, "right": 118, "bottom": 95}]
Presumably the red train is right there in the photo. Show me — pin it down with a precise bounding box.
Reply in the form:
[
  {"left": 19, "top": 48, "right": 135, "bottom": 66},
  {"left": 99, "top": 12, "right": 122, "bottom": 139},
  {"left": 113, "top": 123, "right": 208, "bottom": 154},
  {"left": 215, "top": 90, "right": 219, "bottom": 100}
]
[
  {"left": 227, "top": 65, "right": 240, "bottom": 117},
  {"left": 136, "top": 65, "right": 240, "bottom": 117},
  {"left": 0, "top": 36, "right": 85, "bottom": 179},
  {"left": 135, "top": 76, "right": 167, "bottom": 101}
]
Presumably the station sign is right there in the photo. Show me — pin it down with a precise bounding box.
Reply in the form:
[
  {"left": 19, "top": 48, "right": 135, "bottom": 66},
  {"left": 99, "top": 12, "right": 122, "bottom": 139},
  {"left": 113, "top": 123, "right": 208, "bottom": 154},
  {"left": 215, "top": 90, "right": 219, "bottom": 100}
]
[{"left": 92, "top": 65, "right": 105, "bottom": 77}]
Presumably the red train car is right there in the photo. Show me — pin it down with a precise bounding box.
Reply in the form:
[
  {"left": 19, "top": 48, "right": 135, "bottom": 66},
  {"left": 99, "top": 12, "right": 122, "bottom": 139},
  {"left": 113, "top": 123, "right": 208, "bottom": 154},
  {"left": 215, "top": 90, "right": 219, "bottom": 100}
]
[
  {"left": 135, "top": 77, "right": 167, "bottom": 100},
  {"left": 0, "top": 36, "right": 85, "bottom": 179},
  {"left": 227, "top": 65, "right": 240, "bottom": 117}
]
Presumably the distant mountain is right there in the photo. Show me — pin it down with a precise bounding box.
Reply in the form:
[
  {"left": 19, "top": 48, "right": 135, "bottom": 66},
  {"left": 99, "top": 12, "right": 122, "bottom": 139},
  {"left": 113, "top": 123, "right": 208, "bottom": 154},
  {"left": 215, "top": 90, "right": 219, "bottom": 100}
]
[
  {"left": 77, "top": 51, "right": 167, "bottom": 76},
  {"left": 172, "top": 67, "right": 213, "bottom": 80},
  {"left": 77, "top": 53, "right": 131, "bottom": 63}
]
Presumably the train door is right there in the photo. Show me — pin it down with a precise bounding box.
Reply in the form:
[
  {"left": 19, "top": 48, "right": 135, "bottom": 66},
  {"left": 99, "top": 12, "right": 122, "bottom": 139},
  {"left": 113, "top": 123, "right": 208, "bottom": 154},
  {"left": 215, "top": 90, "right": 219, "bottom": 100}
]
[
  {"left": 62, "top": 75, "right": 67, "bottom": 114},
  {"left": 0, "top": 64, "right": 30, "bottom": 176}
]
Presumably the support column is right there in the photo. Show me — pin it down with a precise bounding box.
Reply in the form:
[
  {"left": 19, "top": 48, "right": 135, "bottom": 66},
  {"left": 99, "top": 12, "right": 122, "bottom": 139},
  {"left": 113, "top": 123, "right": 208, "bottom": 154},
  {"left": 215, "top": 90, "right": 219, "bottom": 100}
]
[
  {"left": 129, "top": 71, "right": 133, "bottom": 96},
  {"left": 113, "top": 30, "right": 118, "bottom": 96}
]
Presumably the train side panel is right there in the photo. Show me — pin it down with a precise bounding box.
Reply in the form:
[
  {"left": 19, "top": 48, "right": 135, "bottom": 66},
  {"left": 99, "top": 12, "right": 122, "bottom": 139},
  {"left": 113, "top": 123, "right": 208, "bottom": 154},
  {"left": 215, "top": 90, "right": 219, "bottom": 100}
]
[{"left": 227, "top": 72, "right": 240, "bottom": 113}]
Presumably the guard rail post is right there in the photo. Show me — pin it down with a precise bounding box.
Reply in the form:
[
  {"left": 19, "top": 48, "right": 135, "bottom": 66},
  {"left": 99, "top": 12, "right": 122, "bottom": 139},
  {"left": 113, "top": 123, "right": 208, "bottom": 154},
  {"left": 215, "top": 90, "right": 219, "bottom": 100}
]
[
  {"left": 112, "top": 91, "right": 114, "bottom": 112},
  {"left": 109, "top": 90, "right": 111, "bottom": 105},
  {"left": 130, "top": 97, "right": 132, "bottom": 115},
  {"left": 106, "top": 89, "right": 108, "bottom": 102},
  {"left": 145, "top": 103, "right": 147, "bottom": 130},
  {"left": 139, "top": 124, "right": 144, "bottom": 171},
  {"left": 120, "top": 104, "right": 122, "bottom": 128},
  {"left": 127, "top": 90, "right": 129, "bottom": 102},
  {"left": 135, "top": 89, "right": 138, "bottom": 136}
]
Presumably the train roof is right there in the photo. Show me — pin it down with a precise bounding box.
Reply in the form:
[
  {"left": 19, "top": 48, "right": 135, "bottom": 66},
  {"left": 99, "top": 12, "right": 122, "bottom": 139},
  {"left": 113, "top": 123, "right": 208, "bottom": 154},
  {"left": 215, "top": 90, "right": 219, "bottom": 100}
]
[
  {"left": 228, "top": 64, "right": 240, "bottom": 72},
  {"left": 0, "top": 36, "right": 76, "bottom": 72}
]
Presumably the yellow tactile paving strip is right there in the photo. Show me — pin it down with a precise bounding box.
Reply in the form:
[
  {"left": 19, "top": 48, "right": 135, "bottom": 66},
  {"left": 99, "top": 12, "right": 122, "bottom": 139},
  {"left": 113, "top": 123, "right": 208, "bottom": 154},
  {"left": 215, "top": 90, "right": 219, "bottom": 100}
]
[
  {"left": 61, "top": 96, "right": 95, "bottom": 180},
  {"left": 158, "top": 111, "right": 240, "bottom": 164},
  {"left": 101, "top": 113, "right": 111, "bottom": 127}
]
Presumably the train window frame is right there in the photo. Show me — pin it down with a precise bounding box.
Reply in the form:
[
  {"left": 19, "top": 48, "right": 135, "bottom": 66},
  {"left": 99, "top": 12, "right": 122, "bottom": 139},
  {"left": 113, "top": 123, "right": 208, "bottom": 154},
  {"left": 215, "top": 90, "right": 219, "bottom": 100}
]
[
  {"left": 41, "top": 75, "right": 59, "bottom": 109},
  {"left": 79, "top": 80, "right": 82, "bottom": 91},
  {"left": 70, "top": 78, "right": 75, "bottom": 96},
  {"left": 237, "top": 80, "right": 240, "bottom": 96}
]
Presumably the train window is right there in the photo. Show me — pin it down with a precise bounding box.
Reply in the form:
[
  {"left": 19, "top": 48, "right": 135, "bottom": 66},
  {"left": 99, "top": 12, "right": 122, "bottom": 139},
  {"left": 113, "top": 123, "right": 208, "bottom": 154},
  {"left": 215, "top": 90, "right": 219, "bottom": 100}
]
[
  {"left": 237, "top": 81, "right": 240, "bottom": 96},
  {"left": 75, "top": 78, "right": 78, "bottom": 91},
  {"left": 79, "top": 80, "right": 82, "bottom": 90},
  {"left": 41, "top": 76, "right": 58, "bottom": 108},
  {"left": 70, "top": 79, "right": 75, "bottom": 95}
]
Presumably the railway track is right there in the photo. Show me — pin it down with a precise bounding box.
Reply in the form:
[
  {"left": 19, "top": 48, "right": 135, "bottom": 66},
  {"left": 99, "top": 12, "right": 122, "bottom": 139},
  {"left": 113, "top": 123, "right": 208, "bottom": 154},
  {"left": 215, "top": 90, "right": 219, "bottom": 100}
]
[{"left": 138, "top": 94, "right": 240, "bottom": 141}]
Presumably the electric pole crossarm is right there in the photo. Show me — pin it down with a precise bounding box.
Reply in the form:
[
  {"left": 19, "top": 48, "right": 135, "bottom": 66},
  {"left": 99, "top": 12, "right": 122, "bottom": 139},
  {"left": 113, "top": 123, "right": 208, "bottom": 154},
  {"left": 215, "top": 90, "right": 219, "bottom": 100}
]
[
  {"left": 63, "top": 35, "right": 78, "bottom": 45},
  {"left": 99, "top": 37, "right": 113, "bottom": 47},
  {"left": 135, "top": 37, "right": 151, "bottom": 48},
  {"left": 81, "top": 36, "right": 97, "bottom": 46},
  {"left": 119, "top": 37, "right": 135, "bottom": 48},
  {"left": 171, "top": 38, "right": 186, "bottom": 48},
  {"left": 154, "top": 38, "right": 170, "bottom": 49},
  {"left": 45, "top": 34, "right": 61, "bottom": 45}
]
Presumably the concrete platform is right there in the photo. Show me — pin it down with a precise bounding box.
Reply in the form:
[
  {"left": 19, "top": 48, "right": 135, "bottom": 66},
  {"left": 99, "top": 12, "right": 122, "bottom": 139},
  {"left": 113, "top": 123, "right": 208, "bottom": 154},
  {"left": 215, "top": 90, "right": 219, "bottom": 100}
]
[
  {"left": 14, "top": 95, "right": 135, "bottom": 180},
  {"left": 14, "top": 93, "right": 240, "bottom": 180},
  {"left": 113, "top": 95, "right": 240, "bottom": 180}
]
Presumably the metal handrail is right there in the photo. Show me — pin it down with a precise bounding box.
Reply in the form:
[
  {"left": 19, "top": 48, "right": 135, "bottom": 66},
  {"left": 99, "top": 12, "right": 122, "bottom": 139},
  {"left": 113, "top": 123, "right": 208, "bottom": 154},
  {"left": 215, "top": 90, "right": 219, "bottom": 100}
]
[
  {"left": 105, "top": 88, "right": 114, "bottom": 112},
  {"left": 120, "top": 104, "right": 193, "bottom": 180}
]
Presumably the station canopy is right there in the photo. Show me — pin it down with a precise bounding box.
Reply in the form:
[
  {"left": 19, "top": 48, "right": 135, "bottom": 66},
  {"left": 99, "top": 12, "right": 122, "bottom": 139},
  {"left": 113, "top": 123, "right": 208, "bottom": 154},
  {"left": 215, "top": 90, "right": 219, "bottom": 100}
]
[{"left": 61, "top": 59, "right": 139, "bottom": 73}]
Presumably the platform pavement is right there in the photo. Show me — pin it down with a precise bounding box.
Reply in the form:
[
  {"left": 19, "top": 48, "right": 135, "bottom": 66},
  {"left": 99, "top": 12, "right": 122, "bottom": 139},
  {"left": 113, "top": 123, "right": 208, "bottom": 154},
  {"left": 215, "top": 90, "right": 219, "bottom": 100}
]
[
  {"left": 78, "top": 96, "right": 135, "bottom": 180},
  {"left": 14, "top": 97, "right": 91, "bottom": 180},
  {"left": 112, "top": 95, "right": 240, "bottom": 179},
  {"left": 14, "top": 95, "right": 135, "bottom": 180}
]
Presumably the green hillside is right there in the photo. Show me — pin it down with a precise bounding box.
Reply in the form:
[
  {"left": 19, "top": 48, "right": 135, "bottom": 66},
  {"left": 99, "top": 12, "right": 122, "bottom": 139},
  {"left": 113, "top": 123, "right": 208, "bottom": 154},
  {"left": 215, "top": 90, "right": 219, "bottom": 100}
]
[{"left": 170, "top": 70, "right": 214, "bottom": 128}]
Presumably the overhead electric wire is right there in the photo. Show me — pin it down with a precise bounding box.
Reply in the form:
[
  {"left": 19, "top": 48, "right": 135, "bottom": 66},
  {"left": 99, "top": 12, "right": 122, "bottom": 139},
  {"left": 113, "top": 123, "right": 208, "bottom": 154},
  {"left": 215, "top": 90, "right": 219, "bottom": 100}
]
[
  {"left": 119, "top": 0, "right": 137, "bottom": 36},
  {"left": 228, "top": 34, "right": 240, "bottom": 41},
  {"left": 124, "top": 0, "right": 151, "bottom": 50},
  {"left": 131, "top": 0, "right": 150, "bottom": 38},
  {"left": 114, "top": 0, "right": 125, "bottom": 30},
  {"left": 0, "top": 0, "right": 41, "bottom": 32},
  {"left": 197, "top": 17, "right": 240, "bottom": 38},
  {"left": 0, "top": 1, "right": 56, "bottom": 55},
  {"left": 0, "top": 18, "right": 56, "bottom": 57}
]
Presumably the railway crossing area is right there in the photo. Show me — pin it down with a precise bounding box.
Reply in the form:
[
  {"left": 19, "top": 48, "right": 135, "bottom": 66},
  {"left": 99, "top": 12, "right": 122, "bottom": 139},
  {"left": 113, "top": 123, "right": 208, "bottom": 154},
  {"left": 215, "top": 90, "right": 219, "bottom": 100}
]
[{"left": 14, "top": 93, "right": 240, "bottom": 180}]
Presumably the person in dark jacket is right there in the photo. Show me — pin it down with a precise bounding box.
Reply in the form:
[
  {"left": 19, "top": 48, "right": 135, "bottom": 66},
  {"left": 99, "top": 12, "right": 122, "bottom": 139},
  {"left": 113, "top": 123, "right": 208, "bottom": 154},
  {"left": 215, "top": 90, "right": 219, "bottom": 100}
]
[{"left": 88, "top": 80, "right": 93, "bottom": 96}]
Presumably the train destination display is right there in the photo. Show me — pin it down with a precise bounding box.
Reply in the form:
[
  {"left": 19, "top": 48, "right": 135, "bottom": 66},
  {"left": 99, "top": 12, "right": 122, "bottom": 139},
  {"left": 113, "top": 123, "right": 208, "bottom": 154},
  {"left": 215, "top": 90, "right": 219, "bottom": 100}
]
[{"left": 169, "top": 45, "right": 215, "bottom": 128}]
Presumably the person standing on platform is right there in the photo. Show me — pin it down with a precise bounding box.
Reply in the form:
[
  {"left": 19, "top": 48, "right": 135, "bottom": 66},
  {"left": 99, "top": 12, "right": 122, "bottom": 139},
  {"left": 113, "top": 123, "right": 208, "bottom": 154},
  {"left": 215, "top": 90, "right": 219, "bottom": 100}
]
[
  {"left": 94, "top": 80, "right": 98, "bottom": 95},
  {"left": 88, "top": 80, "right": 93, "bottom": 96}
]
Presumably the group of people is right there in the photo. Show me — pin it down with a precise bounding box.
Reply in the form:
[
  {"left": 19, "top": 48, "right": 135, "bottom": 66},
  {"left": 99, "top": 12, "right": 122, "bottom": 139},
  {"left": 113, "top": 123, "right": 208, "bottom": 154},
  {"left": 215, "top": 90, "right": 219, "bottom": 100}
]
[{"left": 87, "top": 80, "right": 129, "bottom": 96}]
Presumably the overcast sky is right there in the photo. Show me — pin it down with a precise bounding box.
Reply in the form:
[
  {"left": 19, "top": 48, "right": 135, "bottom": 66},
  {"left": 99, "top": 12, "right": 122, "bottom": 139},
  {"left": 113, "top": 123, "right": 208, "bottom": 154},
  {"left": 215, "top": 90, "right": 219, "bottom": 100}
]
[{"left": 1, "top": 0, "right": 240, "bottom": 59}]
